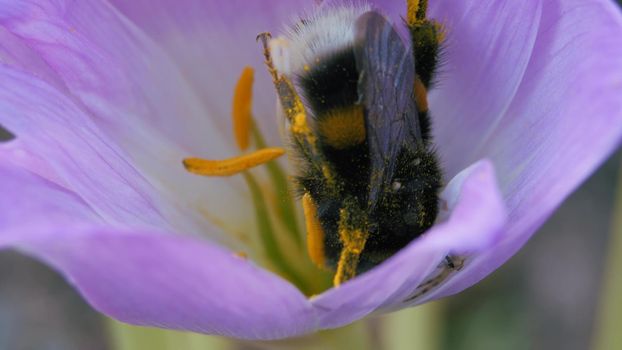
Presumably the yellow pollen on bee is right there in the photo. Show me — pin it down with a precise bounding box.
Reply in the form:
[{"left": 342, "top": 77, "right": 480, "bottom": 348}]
[
  {"left": 291, "top": 112, "right": 310, "bottom": 134},
  {"left": 232, "top": 66, "right": 255, "bottom": 151},
  {"left": 183, "top": 148, "right": 285, "bottom": 177},
  {"left": 407, "top": 0, "right": 427, "bottom": 26},
  {"left": 302, "top": 193, "right": 326, "bottom": 268},
  {"left": 334, "top": 226, "right": 368, "bottom": 287},
  {"left": 333, "top": 208, "right": 369, "bottom": 286}
]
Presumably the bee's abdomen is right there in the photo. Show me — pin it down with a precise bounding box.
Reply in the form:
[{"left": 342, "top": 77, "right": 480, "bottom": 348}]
[
  {"left": 299, "top": 48, "right": 359, "bottom": 115},
  {"left": 316, "top": 105, "right": 366, "bottom": 150},
  {"left": 299, "top": 47, "right": 371, "bottom": 187}
]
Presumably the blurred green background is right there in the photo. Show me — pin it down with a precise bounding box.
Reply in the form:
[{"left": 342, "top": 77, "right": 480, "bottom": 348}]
[{"left": 1, "top": 1, "right": 621, "bottom": 349}]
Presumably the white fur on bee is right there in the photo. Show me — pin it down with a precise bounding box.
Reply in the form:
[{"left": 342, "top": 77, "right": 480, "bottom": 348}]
[{"left": 269, "top": 3, "right": 371, "bottom": 76}]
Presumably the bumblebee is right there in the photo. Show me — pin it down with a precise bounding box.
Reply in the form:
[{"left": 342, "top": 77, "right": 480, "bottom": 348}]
[
  {"left": 184, "top": 0, "right": 444, "bottom": 287},
  {"left": 259, "top": 0, "right": 444, "bottom": 285}
]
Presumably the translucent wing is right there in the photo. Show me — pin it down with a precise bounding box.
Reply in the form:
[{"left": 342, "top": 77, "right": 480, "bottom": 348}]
[{"left": 354, "top": 11, "right": 422, "bottom": 205}]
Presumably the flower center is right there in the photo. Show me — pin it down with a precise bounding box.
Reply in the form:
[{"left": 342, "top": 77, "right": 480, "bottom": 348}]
[
  {"left": 182, "top": 0, "right": 445, "bottom": 293},
  {"left": 182, "top": 66, "right": 332, "bottom": 295}
]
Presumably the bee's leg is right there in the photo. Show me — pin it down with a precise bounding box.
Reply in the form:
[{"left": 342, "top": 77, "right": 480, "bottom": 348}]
[
  {"left": 257, "top": 33, "right": 336, "bottom": 187},
  {"left": 406, "top": 0, "right": 444, "bottom": 89},
  {"left": 334, "top": 201, "right": 369, "bottom": 286},
  {"left": 301, "top": 193, "right": 327, "bottom": 269},
  {"left": 182, "top": 66, "right": 286, "bottom": 177},
  {"left": 406, "top": 0, "right": 443, "bottom": 142}
]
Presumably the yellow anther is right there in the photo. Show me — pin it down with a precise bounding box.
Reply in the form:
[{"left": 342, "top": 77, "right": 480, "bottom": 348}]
[
  {"left": 232, "top": 67, "right": 254, "bottom": 151},
  {"left": 407, "top": 0, "right": 428, "bottom": 26},
  {"left": 302, "top": 193, "right": 326, "bottom": 269},
  {"left": 183, "top": 147, "right": 285, "bottom": 177}
]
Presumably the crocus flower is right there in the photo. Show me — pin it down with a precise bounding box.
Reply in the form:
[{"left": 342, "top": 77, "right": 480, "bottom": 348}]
[{"left": 1, "top": 0, "right": 621, "bottom": 340}]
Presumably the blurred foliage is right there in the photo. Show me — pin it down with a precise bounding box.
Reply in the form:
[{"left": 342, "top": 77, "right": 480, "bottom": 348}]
[{"left": 440, "top": 150, "right": 621, "bottom": 350}]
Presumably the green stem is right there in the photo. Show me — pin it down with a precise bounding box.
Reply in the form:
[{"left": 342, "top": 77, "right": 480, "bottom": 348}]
[
  {"left": 379, "top": 303, "right": 442, "bottom": 350},
  {"left": 252, "top": 317, "right": 374, "bottom": 350},
  {"left": 243, "top": 172, "right": 310, "bottom": 292},
  {"left": 252, "top": 122, "right": 304, "bottom": 248},
  {"left": 591, "top": 158, "right": 622, "bottom": 350},
  {"left": 108, "top": 320, "right": 232, "bottom": 350}
]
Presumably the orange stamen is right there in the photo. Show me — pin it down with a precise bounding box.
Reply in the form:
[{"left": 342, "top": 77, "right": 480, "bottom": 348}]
[
  {"left": 183, "top": 147, "right": 285, "bottom": 177},
  {"left": 232, "top": 67, "right": 254, "bottom": 151},
  {"left": 302, "top": 193, "right": 326, "bottom": 268}
]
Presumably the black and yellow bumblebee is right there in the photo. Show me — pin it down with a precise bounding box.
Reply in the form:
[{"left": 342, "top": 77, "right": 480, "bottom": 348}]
[
  {"left": 184, "top": 0, "right": 444, "bottom": 287},
  {"left": 259, "top": 0, "right": 444, "bottom": 285}
]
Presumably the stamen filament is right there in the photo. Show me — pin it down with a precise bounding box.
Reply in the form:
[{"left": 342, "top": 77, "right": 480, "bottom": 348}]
[
  {"left": 243, "top": 172, "right": 310, "bottom": 292},
  {"left": 232, "top": 67, "right": 254, "bottom": 151},
  {"left": 251, "top": 123, "right": 304, "bottom": 248},
  {"left": 183, "top": 148, "right": 285, "bottom": 177}
]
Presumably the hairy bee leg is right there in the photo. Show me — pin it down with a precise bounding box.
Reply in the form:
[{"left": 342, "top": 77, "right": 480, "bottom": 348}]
[
  {"left": 406, "top": 0, "right": 444, "bottom": 89},
  {"left": 257, "top": 33, "right": 313, "bottom": 140},
  {"left": 406, "top": 0, "right": 428, "bottom": 24},
  {"left": 334, "top": 205, "right": 369, "bottom": 286},
  {"left": 413, "top": 77, "right": 432, "bottom": 141},
  {"left": 334, "top": 225, "right": 368, "bottom": 286},
  {"left": 406, "top": 0, "right": 442, "bottom": 142},
  {"left": 257, "top": 32, "right": 336, "bottom": 186}
]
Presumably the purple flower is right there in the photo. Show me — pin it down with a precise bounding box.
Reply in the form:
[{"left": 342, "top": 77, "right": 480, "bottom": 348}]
[{"left": 1, "top": 0, "right": 621, "bottom": 340}]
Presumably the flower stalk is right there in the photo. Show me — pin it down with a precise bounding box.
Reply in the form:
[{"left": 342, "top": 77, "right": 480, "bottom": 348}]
[{"left": 591, "top": 155, "right": 622, "bottom": 350}]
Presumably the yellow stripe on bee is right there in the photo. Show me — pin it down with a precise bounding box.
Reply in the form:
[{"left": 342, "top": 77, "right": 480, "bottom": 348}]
[
  {"left": 414, "top": 77, "right": 429, "bottom": 112},
  {"left": 302, "top": 193, "right": 326, "bottom": 269},
  {"left": 232, "top": 66, "right": 254, "bottom": 151},
  {"left": 183, "top": 147, "right": 285, "bottom": 177},
  {"left": 317, "top": 106, "right": 366, "bottom": 149}
]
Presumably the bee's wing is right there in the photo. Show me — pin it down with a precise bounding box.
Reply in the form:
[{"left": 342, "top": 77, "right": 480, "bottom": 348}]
[{"left": 354, "top": 11, "right": 422, "bottom": 204}]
